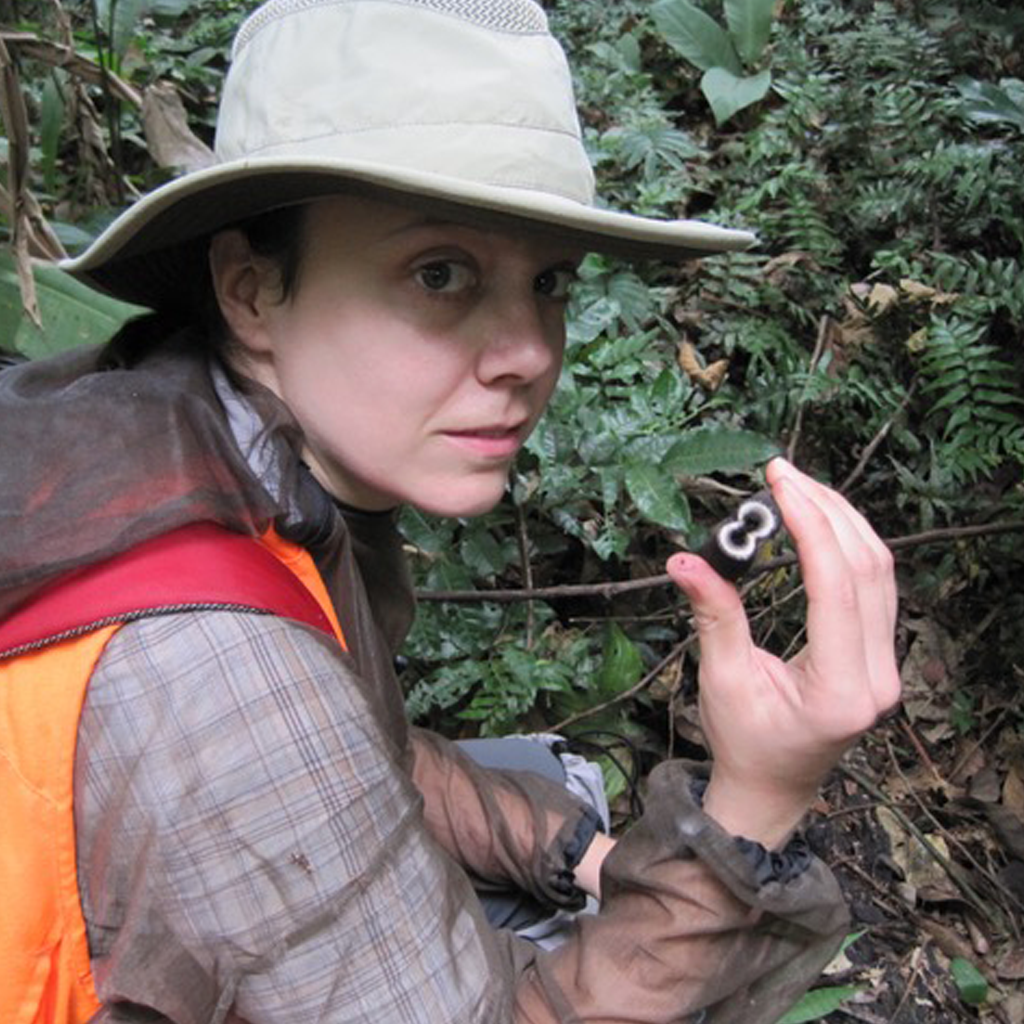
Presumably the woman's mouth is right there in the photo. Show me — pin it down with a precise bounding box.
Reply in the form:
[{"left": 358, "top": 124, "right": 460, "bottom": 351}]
[{"left": 443, "top": 425, "right": 524, "bottom": 459}]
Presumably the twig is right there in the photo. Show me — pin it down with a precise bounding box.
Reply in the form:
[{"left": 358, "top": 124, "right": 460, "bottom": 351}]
[
  {"left": 416, "top": 519, "right": 1024, "bottom": 602},
  {"left": 839, "top": 383, "right": 918, "bottom": 495},
  {"left": 841, "top": 762, "right": 1004, "bottom": 927},
  {"left": 87, "top": 3, "right": 124, "bottom": 204},
  {"left": 948, "top": 704, "right": 1010, "bottom": 781},
  {"left": 786, "top": 313, "right": 831, "bottom": 464},
  {"left": 514, "top": 501, "right": 536, "bottom": 650},
  {"left": 897, "top": 718, "right": 946, "bottom": 788},
  {"left": 890, "top": 944, "right": 928, "bottom": 1023},
  {"left": 550, "top": 636, "right": 694, "bottom": 733}
]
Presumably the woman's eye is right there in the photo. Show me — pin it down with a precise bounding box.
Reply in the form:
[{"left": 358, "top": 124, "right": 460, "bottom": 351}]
[
  {"left": 534, "top": 267, "right": 577, "bottom": 300},
  {"left": 415, "top": 261, "right": 476, "bottom": 294}
]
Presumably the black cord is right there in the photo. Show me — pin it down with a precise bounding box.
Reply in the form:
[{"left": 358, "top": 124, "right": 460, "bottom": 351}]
[{"left": 563, "top": 729, "right": 646, "bottom": 820}]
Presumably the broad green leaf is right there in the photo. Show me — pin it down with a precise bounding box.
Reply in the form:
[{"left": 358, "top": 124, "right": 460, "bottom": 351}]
[
  {"left": 651, "top": 0, "right": 743, "bottom": 75},
  {"left": 151, "top": 0, "right": 193, "bottom": 14},
  {"left": 615, "top": 31, "right": 643, "bottom": 73},
  {"left": 701, "top": 67, "right": 772, "bottom": 125},
  {"left": 0, "top": 253, "right": 143, "bottom": 359},
  {"left": 624, "top": 460, "right": 692, "bottom": 530},
  {"left": 96, "top": 0, "right": 151, "bottom": 60},
  {"left": 724, "top": 0, "right": 776, "bottom": 66},
  {"left": 40, "top": 75, "right": 65, "bottom": 194},
  {"left": 776, "top": 985, "right": 860, "bottom": 1023},
  {"left": 596, "top": 754, "right": 630, "bottom": 803},
  {"left": 953, "top": 75, "right": 1024, "bottom": 133},
  {"left": 950, "top": 957, "right": 988, "bottom": 1006},
  {"left": 398, "top": 507, "right": 453, "bottom": 556},
  {"left": 459, "top": 526, "right": 511, "bottom": 578},
  {"left": 663, "top": 428, "right": 780, "bottom": 477},
  {"left": 597, "top": 622, "right": 644, "bottom": 698}
]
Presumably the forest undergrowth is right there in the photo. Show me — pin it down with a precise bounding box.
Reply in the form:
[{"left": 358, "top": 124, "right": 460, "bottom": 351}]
[{"left": 2, "top": 0, "right": 1023, "bottom": 1019}]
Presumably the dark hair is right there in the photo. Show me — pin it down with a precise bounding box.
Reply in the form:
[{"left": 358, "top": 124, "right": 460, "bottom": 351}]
[{"left": 99, "top": 203, "right": 310, "bottom": 372}]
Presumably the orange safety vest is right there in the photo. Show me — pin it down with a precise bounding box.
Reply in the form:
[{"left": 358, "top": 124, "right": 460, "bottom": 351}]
[{"left": 0, "top": 524, "right": 345, "bottom": 1024}]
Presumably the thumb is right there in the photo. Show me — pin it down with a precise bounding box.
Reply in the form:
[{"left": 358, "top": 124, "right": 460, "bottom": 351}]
[{"left": 667, "top": 552, "right": 754, "bottom": 670}]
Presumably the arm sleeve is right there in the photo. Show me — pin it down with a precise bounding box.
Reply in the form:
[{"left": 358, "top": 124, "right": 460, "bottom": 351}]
[
  {"left": 408, "top": 727, "right": 599, "bottom": 909},
  {"left": 77, "top": 612, "right": 847, "bottom": 1024},
  {"left": 511, "top": 760, "right": 849, "bottom": 1024}
]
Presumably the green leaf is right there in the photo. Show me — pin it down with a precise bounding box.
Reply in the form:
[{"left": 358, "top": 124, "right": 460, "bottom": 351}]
[
  {"left": 701, "top": 67, "right": 772, "bottom": 125},
  {"left": 663, "top": 428, "right": 780, "bottom": 477},
  {"left": 651, "top": 0, "right": 743, "bottom": 75},
  {"left": 776, "top": 984, "right": 860, "bottom": 1023},
  {"left": 398, "top": 507, "right": 453, "bottom": 557},
  {"left": 459, "top": 526, "right": 511, "bottom": 579},
  {"left": 953, "top": 75, "right": 1024, "bottom": 133},
  {"left": 597, "top": 622, "right": 644, "bottom": 698},
  {"left": 0, "top": 253, "right": 143, "bottom": 359},
  {"left": 724, "top": 0, "right": 776, "bottom": 65},
  {"left": 950, "top": 957, "right": 988, "bottom": 1006},
  {"left": 624, "top": 460, "right": 692, "bottom": 530},
  {"left": 96, "top": 0, "right": 151, "bottom": 60},
  {"left": 40, "top": 75, "right": 65, "bottom": 195},
  {"left": 150, "top": 0, "right": 193, "bottom": 14}
]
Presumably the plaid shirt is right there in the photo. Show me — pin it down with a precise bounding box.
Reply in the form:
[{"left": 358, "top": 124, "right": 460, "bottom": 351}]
[{"left": 78, "top": 610, "right": 514, "bottom": 1023}]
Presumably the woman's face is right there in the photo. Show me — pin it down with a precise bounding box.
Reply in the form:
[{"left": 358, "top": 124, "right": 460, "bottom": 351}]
[{"left": 215, "top": 195, "right": 579, "bottom": 516}]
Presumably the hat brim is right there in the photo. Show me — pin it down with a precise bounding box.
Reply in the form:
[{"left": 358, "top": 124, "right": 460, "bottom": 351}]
[{"left": 60, "top": 157, "right": 756, "bottom": 309}]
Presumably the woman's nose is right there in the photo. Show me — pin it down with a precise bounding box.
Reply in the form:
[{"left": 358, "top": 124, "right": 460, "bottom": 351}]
[{"left": 475, "top": 295, "right": 564, "bottom": 386}]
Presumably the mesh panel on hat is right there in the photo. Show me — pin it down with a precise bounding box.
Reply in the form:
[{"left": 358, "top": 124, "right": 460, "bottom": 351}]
[{"left": 234, "top": 0, "right": 548, "bottom": 58}]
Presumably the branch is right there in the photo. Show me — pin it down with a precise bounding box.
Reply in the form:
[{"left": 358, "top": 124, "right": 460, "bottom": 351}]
[{"left": 415, "top": 518, "right": 1024, "bottom": 603}]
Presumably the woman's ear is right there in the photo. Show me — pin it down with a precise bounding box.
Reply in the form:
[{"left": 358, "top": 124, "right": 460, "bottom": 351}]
[{"left": 208, "top": 229, "right": 276, "bottom": 354}]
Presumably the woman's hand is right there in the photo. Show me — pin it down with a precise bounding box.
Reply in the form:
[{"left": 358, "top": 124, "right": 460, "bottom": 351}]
[{"left": 667, "top": 457, "right": 901, "bottom": 848}]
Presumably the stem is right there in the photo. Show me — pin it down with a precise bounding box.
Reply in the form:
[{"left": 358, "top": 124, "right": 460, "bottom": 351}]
[{"left": 417, "top": 518, "right": 1024, "bottom": 603}]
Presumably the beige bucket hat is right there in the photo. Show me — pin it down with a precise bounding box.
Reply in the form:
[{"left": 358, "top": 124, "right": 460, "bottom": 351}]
[{"left": 62, "top": 0, "right": 755, "bottom": 309}]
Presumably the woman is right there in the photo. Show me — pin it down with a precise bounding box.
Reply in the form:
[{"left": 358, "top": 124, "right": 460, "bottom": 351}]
[{"left": 0, "top": 0, "right": 900, "bottom": 1021}]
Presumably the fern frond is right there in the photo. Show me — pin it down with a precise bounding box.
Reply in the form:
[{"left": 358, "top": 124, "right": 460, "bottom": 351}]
[
  {"left": 917, "top": 316, "right": 1024, "bottom": 481},
  {"left": 929, "top": 253, "right": 1024, "bottom": 325}
]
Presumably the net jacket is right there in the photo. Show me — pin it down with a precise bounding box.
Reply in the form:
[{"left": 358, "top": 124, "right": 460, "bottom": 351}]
[{"left": 0, "top": 337, "right": 851, "bottom": 1024}]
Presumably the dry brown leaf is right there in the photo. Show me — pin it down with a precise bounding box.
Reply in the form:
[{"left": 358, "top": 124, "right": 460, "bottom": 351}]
[
  {"left": 920, "top": 918, "right": 977, "bottom": 963},
  {"left": 905, "top": 326, "right": 929, "bottom": 354},
  {"left": 677, "top": 340, "right": 729, "bottom": 392},
  {"left": 999, "top": 991, "right": 1024, "bottom": 1024},
  {"left": 968, "top": 765, "right": 1002, "bottom": 803},
  {"left": 1002, "top": 759, "right": 1024, "bottom": 817},
  {"left": 1, "top": 30, "right": 142, "bottom": 106},
  {"left": 876, "top": 806, "right": 955, "bottom": 899},
  {"left": 866, "top": 282, "right": 900, "bottom": 313},
  {"left": 985, "top": 802, "right": 1024, "bottom": 860},
  {"left": 834, "top": 291, "right": 878, "bottom": 347},
  {"left": 900, "top": 619, "right": 961, "bottom": 738},
  {"left": 996, "top": 947, "right": 1024, "bottom": 982},
  {"left": 899, "top": 278, "right": 959, "bottom": 306},
  {"left": 762, "top": 249, "right": 821, "bottom": 287},
  {"left": 142, "top": 82, "right": 216, "bottom": 173},
  {"left": 0, "top": 36, "right": 43, "bottom": 325},
  {"left": 670, "top": 694, "right": 706, "bottom": 751}
]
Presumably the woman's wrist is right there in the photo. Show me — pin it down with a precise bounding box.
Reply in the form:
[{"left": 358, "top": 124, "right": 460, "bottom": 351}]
[
  {"left": 701, "top": 772, "right": 818, "bottom": 850},
  {"left": 574, "top": 830, "right": 616, "bottom": 900}
]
